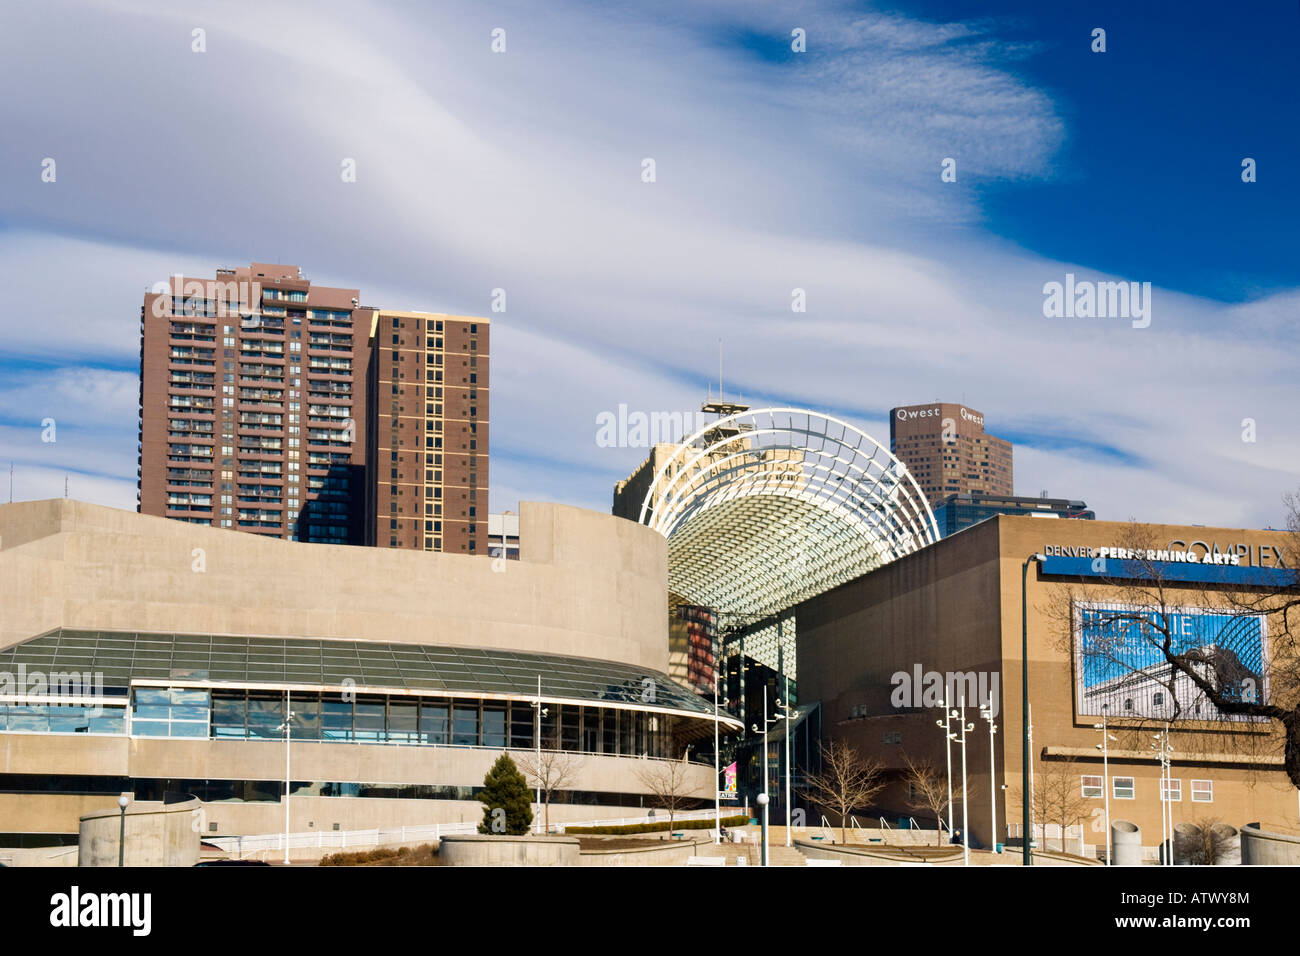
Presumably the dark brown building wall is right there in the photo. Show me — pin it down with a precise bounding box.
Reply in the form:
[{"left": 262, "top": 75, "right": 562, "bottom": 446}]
[
  {"left": 366, "top": 311, "right": 489, "bottom": 555},
  {"left": 137, "top": 265, "right": 368, "bottom": 544}
]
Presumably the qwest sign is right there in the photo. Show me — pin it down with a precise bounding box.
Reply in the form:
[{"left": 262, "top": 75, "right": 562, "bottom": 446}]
[
  {"left": 1043, "top": 540, "right": 1289, "bottom": 568},
  {"left": 894, "top": 406, "right": 984, "bottom": 427}
]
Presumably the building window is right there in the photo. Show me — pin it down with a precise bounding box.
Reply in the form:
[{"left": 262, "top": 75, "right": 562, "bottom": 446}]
[
  {"left": 1114, "top": 777, "right": 1135, "bottom": 800},
  {"left": 1161, "top": 778, "right": 1181, "bottom": 803},
  {"left": 1081, "top": 775, "right": 1103, "bottom": 799},
  {"left": 1152, "top": 692, "right": 1164, "bottom": 706},
  {"left": 1191, "top": 780, "right": 1213, "bottom": 803}
]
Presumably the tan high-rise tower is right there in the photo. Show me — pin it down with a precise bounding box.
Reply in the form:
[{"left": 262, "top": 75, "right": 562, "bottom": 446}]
[{"left": 889, "top": 402, "right": 1012, "bottom": 506}]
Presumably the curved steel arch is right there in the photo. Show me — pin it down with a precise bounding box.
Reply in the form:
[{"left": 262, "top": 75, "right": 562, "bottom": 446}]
[{"left": 637, "top": 408, "right": 939, "bottom": 622}]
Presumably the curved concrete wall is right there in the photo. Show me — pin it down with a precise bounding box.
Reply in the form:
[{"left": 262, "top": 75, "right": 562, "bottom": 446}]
[
  {"left": 0, "top": 499, "right": 669, "bottom": 671},
  {"left": 79, "top": 797, "right": 201, "bottom": 867},
  {"left": 1111, "top": 820, "right": 1142, "bottom": 867},
  {"left": 439, "top": 834, "right": 579, "bottom": 866},
  {"left": 1240, "top": 822, "right": 1300, "bottom": 865}
]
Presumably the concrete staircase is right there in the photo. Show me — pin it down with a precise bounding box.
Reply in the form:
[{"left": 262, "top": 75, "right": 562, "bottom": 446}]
[{"left": 691, "top": 841, "right": 808, "bottom": 866}]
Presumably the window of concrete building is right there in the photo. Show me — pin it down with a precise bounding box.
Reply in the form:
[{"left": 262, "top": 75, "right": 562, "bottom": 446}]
[
  {"left": 387, "top": 699, "right": 419, "bottom": 745},
  {"left": 1161, "top": 778, "right": 1181, "bottom": 803},
  {"left": 421, "top": 700, "right": 449, "bottom": 745},
  {"left": 1114, "top": 776, "right": 1135, "bottom": 799},
  {"left": 582, "top": 707, "right": 600, "bottom": 753},
  {"left": 1081, "top": 775, "right": 1103, "bottom": 798},
  {"left": 354, "top": 697, "right": 386, "bottom": 743},
  {"left": 1191, "top": 779, "right": 1213, "bottom": 802},
  {"left": 452, "top": 702, "right": 479, "bottom": 746},
  {"left": 509, "top": 702, "right": 534, "bottom": 750},
  {"left": 482, "top": 702, "right": 506, "bottom": 748}
]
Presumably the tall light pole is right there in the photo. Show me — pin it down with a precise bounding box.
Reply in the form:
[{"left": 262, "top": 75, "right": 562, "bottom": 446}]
[
  {"left": 278, "top": 690, "right": 294, "bottom": 866},
  {"left": 935, "top": 687, "right": 954, "bottom": 841},
  {"left": 1094, "top": 706, "right": 1116, "bottom": 865},
  {"left": 1152, "top": 724, "right": 1174, "bottom": 865},
  {"left": 1021, "top": 552, "right": 1045, "bottom": 865},
  {"left": 117, "top": 794, "right": 130, "bottom": 867},
  {"left": 751, "top": 690, "right": 777, "bottom": 864},
  {"left": 531, "top": 675, "right": 548, "bottom": 834},
  {"left": 948, "top": 694, "right": 975, "bottom": 866},
  {"left": 713, "top": 666, "right": 721, "bottom": 843},
  {"left": 778, "top": 678, "right": 793, "bottom": 846},
  {"left": 979, "top": 703, "right": 998, "bottom": 853},
  {"left": 1028, "top": 703, "right": 1036, "bottom": 853}
]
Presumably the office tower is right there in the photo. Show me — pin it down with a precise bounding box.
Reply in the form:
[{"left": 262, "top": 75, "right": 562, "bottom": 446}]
[
  {"left": 889, "top": 402, "right": 1013, "bottom": 507},
  {"left": 138, "top": 264, "right": 369, "bottom": 543},
  {"left": 362, "top": 310, "right": 489, "bottom": 555}
]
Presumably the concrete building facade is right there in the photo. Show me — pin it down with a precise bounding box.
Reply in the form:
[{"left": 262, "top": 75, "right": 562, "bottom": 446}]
[{"left": 0, "top": 499, "right": 735, "bottom": 846}]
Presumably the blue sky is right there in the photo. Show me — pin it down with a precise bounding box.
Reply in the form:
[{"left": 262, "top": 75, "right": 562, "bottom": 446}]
[{"left": 0, "top": 0, "right": 1296, "bottom": 529}]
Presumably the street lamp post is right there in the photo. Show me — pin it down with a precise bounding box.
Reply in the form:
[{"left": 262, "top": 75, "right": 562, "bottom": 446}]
[
  {"left": 751, "top": 692, "right": 778, "bottom": 864},
  {"left": 1021, "top": 552, "right": 1045, "bottom": 865},
  {"left": 935, "top": 689, "right": 954, "bottom": 841},
  {"left": 117, "top": 794, "right": 130, "bottom": 867},
  {"left": 948, "top": 694, "right": 975, "bottom": 866},
  {"left": 532, "top": 675, "right": 548, "bottom": 834},
  {"left": 279, "top": 690, "right": 294, "bottom": 866},
  {"left": 1152, "top": 725, "right": 1174, "bottom": 865},
  {"left": 714, "top": 667, "right": 721, "bottom": 844},
  {"left": 979, "top": 703, "right": 998, "bottom": 853},
  {"left": 777, "top": 680, "right": 794, "bottom": 847},
  {"left": 1094, "top": 707, "right": 1116, "bottom": 865}
]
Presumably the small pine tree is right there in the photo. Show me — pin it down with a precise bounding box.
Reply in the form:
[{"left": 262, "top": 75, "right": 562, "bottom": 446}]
[{"left": 477, "top": 753, "right": 534, "bottom": 835}]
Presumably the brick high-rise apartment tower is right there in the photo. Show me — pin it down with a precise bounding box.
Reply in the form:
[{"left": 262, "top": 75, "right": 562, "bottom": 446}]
[
  {"left": 138, "top": 264, "right": 369, "bottom": 543},
  {"left": 362, "top": 310, "right": 488, "bottom": 555},
  {"left": 889, "top": 402, "right": 1013, "bottom": 507}
]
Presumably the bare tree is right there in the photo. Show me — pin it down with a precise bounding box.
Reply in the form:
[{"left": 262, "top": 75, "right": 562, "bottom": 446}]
[
  {"left": 632, "top": 752, "right": 706, "bottom": 830},
  {"left": 1181, "top": 817, "right": 1237, "bottom": 865},
  {"left": 801, "top": 739, "right": 885, "bottom": 845},
  {"left": 1043, "top": 505, "right": 1300, "bottom": 786},
  {"left": 514, "top": 740, "right": 582, "bottom": 834},
  {"left": 1011, "top": 756, "right": 1089, "bottom": 853},
  {"left": 901, "top": 753, "right": 965, "bottom": 846}
]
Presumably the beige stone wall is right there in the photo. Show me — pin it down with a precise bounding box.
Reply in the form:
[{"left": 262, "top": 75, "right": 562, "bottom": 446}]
[
  {"left": 0, "top": 498, "right": 668, "bottom": 671},
  {"left": 0, "top": 731, "right": 717, "bottom": 838},
  {"left": 79, "top": 797, "right": 201, "bottom": 867}
]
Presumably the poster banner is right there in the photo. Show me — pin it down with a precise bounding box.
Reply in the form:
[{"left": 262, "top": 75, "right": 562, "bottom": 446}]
[{"left": 1074, "top": 602, "right": 1266, "bottom": 722}]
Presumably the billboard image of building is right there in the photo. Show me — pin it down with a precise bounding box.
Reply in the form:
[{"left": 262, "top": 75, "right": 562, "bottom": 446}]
[{"left": 1074, "top": 603, "right": 1267, "bottom": 722}]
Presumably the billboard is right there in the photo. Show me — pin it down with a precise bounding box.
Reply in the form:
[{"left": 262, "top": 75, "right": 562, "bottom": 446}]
[{"left": 1073, "top": 602, "right": 1267, "bottom": 722}]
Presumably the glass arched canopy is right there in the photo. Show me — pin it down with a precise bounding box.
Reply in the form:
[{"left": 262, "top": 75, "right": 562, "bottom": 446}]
[{"left": 637, "top": 408, "right": 939, "bottom": 622}]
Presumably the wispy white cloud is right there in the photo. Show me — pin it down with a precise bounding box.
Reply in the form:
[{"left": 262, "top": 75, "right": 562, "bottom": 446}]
[{"left": 0, "top": 0, "right": 1294, "bottom": 529}]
